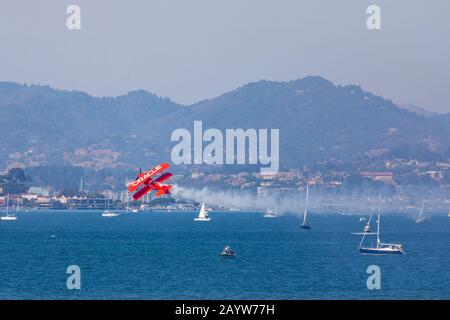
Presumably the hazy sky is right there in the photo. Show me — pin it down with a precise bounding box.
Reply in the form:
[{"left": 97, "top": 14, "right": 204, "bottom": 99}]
[{"left": 0, "top": 1, "right": 449, "bottom": 112}]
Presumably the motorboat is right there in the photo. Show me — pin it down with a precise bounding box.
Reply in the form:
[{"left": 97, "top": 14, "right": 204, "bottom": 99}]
[{"left": 219, "top": 246, "right": 236, "bottom": 258}]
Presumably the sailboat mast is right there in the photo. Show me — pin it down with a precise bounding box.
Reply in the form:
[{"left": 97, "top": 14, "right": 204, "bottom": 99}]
[
  {"left": 377, "top": 208, "right": 381, "bottom": 247},
  {"left": 376, "top": 194, "right": 381, "bottom": 247},
  {"left": 6, "top": 193, "right": 9, "bottom": 215}
]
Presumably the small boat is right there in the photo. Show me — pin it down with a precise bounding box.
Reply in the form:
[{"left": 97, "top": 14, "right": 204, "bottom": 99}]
[
  {"left": 359, "top": 195, "right": 404, "bottom": 255},
  {"left": 102, "top": 210, "right": 119, "bottom": 217},
  {"left": 360, "top": 243, "right": 404, "bottom": 255},
  {"left": 263, "top": 208, "right": 277, "bottom": 218},
  {"left": 300, "top": 184, "right": 311, "bottom": 230},
  {"left": 352, "top": 213, "right": 377, "bottom": 235},
  {"left": 219, "top": 246, "right": 236, "bottom": 258},
  {"left": 1, "top": 194, "right": 17, "bottom": 221},
  {"left": 102, "top": 199, "right": 119, "bottom": 217},
  {"left": 416, "top": 200, "right": 425, "bottom": 223},
  {"left": 194, "top": 202, "right": 211, "bottom": 221}
]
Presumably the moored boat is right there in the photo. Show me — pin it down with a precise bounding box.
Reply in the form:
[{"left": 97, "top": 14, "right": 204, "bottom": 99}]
[{"left": 1, "top": 194, "right": 17, "bottom": 221}]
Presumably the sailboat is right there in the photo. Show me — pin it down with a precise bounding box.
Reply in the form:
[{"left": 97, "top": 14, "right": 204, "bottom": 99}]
[
  {"left": 300, "top": 184, "right": 311, "bottom": 229},
  {"left": 352, "top": 212, "right": 376, "bottom": 235},
  {"left": 102, "top": 198, "right": 119, "bottom": 217},
  {"left": 359, "top": 197, "right": 404, "bottom": 255},
  {"left": 194, "top": 202, "right": 211, "bottom": 221},
  {"left": 126, "top": 194, "right": 139, "bottom": 213},
  {"left": 1, "top": 194, "right": 17, "bottom": 221},
  {"left": 416, "top": 200, "right": 425, "bottom": 223}
]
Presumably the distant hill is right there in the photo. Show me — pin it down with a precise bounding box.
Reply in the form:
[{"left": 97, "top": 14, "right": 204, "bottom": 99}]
[
  {"left": 398, "top": 104, "right": 435, "bottom": 117},
  {"left": 0, "top": 77, "right": 449, "bottom": 171}
]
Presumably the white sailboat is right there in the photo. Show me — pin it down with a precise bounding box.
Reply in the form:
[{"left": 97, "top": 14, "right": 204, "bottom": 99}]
[
  {"left": 194, "top": 202, "right": 211, "bottom": 221},
  {"left": 300, "top": 184, "right": 311, "bottom": 229},
  {"left": 359, "top": 195, "right": 404, "bottom": 255},
  {"left": 126, "top": 194, "right": 139, "bottom": 213},
  {"left": 1, "top": 194, "right": 17, "bottom": 221},
  {"left": 416, "top": 200, "right": 425, "bottom": 223},
  {"left": 102, "top": 198, "right": 119, "bottom": 217}
]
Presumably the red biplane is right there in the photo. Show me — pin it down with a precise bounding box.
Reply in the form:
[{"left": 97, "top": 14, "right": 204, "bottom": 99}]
[{"left": 128, "top": 162, "right": 173, "bottom": 200}]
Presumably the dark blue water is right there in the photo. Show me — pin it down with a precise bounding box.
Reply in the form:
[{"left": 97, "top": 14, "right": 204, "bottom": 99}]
[{"left": 0, "top": 211, "right": 448, "bottom": 299}]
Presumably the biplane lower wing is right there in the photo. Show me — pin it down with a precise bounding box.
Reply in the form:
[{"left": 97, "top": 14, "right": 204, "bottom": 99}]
[{"left": 132, "top": 185, "right": 152, "bottom": 200}]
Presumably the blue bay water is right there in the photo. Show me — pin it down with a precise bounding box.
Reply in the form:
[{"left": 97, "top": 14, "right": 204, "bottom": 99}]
[{"left": 0, "top": 210, "right": 448, "bottom": 299}]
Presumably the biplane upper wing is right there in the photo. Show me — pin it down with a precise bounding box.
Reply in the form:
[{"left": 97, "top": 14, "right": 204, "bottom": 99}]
[
  {"left": 154, "top": 172, "right": 173, "bottom": 183},
  {"left": 128, "top": 162, "right": 170, "bottom": 192}
]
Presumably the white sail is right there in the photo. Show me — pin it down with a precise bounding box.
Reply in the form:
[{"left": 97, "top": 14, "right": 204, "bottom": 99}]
[
  {"left": 302, "top": 185, "right": 309, "bottom": 226},
  {"left": 199, "top": 203, "right": 208, "bottom": 218},
  {"left": 416, "top": 200, "right": 425, "bottom": 223},
  {"left": 195, "top": 202, "right": 210, "bottom": 221}
]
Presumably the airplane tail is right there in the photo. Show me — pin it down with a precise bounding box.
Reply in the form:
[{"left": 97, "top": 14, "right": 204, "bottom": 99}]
[{"left": 156, "top": 185, "right": 172, "bottom": 197}]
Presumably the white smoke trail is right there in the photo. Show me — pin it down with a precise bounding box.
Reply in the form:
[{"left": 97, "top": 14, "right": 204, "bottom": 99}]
[
  {"left": 171, "top": 184, "right": 450, "bottom": 218},
  {"left": 172, "top": 184, "right": 306, "bottom": 215}
]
